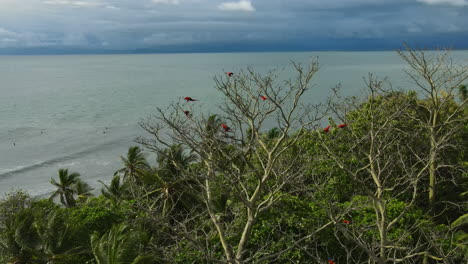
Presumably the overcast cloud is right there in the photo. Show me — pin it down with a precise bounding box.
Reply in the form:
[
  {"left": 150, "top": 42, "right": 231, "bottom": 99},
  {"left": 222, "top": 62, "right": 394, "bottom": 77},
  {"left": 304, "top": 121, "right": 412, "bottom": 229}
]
[
  {"left": 218, "top": 1, "right": 255, "bottom": 12},
  {"left": 0, "top": 0, "right": 466, "bottom": 52}
]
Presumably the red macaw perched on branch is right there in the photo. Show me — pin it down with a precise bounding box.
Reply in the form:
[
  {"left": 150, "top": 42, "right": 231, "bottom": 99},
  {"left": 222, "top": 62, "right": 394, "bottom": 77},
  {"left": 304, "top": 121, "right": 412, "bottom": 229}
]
[
  {"left": 323, "top": 125, "right": 331, "bottom": 133},
  {"left": 342, "top": 219, "right": 350, "bottom": 224},
  {"left": 184, "top": 97, "right": 197, "bottom": 102},
  {"left": 226, "top": 72, "right": 234, "bottom": 77},
  {"left": 328, "top": 258, "right": 336, "bottom": 264},
  {"left": 337, "top": 123, "right": 348, "bottom": 128},
  {"left": 259, "top": 95, "right": 267, "bottom": 100},
  {"left": 183, "top": 110, "right": 191, "bottom": 119},
  {"left": 221, "top": 123, "right": 232, "bottom": 132}
]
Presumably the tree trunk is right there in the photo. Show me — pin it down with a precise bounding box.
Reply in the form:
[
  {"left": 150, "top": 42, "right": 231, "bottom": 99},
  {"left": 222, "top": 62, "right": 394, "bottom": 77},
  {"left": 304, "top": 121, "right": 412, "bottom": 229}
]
[
  {"left": 428, "top": 151, "right": 436, "bottom": 204},
  {"left": 204, "top": 159, "right": 234, "bottom": 263},
  {"left": 375, "top": 198, "right": 387, "bottom": 264},
  {"left": 235, "top": 209, "right": 255, "bottom": 262},
  {"left": 428, "top": 123, "right": 437, "bottom": 204}
]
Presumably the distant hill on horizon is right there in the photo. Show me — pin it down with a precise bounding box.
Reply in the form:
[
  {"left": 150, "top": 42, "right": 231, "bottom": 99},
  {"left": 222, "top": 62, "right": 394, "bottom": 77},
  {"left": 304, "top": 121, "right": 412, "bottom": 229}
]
[{"left": 1, "top": 38, "right": 467, "bottom": 55}]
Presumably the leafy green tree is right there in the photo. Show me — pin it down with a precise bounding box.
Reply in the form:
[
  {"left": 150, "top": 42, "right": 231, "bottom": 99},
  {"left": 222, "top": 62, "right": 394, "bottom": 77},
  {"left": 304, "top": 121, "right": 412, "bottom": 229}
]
[
  {"left": 318, "top": 76, "right": 436, "bottom": 263},
  {"left": 317, "top": 73, "right": 467, "bottom": 263},
  {"left": 68, "top": 197, "right": 124, "bottom": 238},
  {"left": 1, "top": 54, "right": 465, "bottom": 264},
  {"left": 53, "top": 196, "right": 127, "bottom": 263},
  {"left": 138, "top": 60, "right": 326, "bottom": 263},
  {"left": 397, "top": 46, "right": 467, "bottom": 204},
  {"left": 0, "top": 190, "right": 31, "bottom": 226},
  {"left": 248, "top": 193, "right": 335, "bottom": 263}
]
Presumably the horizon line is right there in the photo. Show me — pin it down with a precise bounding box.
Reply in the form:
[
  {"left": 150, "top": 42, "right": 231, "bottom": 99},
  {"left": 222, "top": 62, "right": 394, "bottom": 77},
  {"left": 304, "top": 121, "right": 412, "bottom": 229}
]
[{"left": 1, "top": 47, "right": 467, "bottom": 56}]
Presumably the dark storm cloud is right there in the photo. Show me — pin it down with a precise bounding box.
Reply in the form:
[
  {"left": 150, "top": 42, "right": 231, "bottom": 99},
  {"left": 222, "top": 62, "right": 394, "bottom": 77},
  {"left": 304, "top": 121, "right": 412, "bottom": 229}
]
[{"left": 0, "top": 0, "right": 466, "bottom": 52}]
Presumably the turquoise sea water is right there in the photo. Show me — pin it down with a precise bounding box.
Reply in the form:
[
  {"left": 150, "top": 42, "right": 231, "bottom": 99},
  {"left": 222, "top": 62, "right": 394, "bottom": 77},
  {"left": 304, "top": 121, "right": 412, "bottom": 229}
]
[{"left": 1, "top": 51, "right": 467, "bottom": 196}]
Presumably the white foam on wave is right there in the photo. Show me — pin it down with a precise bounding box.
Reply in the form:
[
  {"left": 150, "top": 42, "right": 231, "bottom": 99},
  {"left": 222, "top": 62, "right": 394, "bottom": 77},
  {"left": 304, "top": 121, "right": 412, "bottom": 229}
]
[
  {"left": 0, "top": 162, "right": 44, "bottom": 175},
  {"left": 56, "top": 161, "right": 81, "bottom": 167},
  {"left": 96, "top": 161, "right": 111, "bottom": 166}
]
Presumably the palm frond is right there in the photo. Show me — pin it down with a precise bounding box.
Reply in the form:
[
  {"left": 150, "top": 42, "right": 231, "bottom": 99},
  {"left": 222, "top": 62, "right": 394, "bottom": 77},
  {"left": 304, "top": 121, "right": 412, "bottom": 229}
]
[{"left": 452, "top": 213, "right": 468, "bottom": 229}]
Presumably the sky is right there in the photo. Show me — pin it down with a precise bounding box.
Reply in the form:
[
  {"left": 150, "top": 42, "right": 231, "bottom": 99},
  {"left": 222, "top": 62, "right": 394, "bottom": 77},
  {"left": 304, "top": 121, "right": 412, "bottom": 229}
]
[{"left": 0, "top": 0, "right": 467, "bottom": 53}]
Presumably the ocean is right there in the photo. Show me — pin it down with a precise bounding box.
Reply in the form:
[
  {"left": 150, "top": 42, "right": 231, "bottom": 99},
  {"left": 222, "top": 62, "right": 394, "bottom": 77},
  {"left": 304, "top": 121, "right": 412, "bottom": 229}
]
[{"left": 1, "top": 51, "right": 467, "bottom": 196}]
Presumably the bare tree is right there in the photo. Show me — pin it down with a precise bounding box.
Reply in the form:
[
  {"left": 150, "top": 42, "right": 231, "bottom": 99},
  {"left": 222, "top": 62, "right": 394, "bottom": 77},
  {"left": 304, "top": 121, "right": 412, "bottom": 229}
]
[
  {"left": 317, "top": 75, "right": 449, "bottom": 263},
  {"left": 396, "top": 46, "right": 467, "bottom": 204},
  {"left": 137, "top": 60, "right": 329, "bottom": 263}
]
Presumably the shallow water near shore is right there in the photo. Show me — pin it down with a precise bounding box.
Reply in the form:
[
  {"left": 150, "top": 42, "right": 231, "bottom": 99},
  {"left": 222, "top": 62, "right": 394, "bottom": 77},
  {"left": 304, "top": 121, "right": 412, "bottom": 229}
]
[{"left": 1, "top": 51, "right": 467, "bottom": 196}]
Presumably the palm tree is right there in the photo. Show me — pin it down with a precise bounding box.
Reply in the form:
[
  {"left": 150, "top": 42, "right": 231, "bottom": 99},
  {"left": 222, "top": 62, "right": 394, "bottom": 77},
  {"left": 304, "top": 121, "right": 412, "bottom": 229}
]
[
  {"left": 90, "top": 224, "right": 155, "bottom": 264},
  {"left": 155, "top": 144, "right": 200, "bottom": 217},
  {"left": 201, "top": 114, "right": 236, "bottom": 169},
  {"left": 50, "top": 169, "right": 80, "bottom": 208},
  {"left": 204, "top": 114, "right": 222, "bottom": 138},
  {"left": 266, "top": 127, "right": 281, "bottom": 140},
  {"left": 262, "top": 127, "right": 282, "bottom": 148},
  {"left": 37, "top": 211, "right": 87, "bottom": 264},
  {"left": 73, "top": 180, "right": 94, "bottom": 203},
  {"left": 157, "top": 144, "right": 197, "bottom": 177},
  {"left": 114, "top": 146, "right": 150, "bottom": 184},
  {"left": 99, "top": 175, "right": 127, "bottom": 205},
  {"left": 0, "top": 209, "right": 41, "bottom": 264}
]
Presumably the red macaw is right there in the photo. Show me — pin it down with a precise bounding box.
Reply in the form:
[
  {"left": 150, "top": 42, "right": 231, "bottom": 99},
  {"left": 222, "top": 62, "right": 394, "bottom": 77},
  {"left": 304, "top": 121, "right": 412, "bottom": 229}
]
[
  {"left": 226, "top": 72, "right": 234, "bottom": 77},
  {"left": 183, "top": 110, "right": 191, "bottom": 118},
  {"left": 323, "top": 125, "right": 331, "bottom": 133},
  {"left": 328, "top": 258, "right": 336, "bottom": 264},
  {"left": 260, "top": 95, "right": 267, "bottom": 100},
  {"left": 221, "top": 123, "right": 232, "bottom": 132},
  {"left": 337, "top": 123, "right": 348, "bottom": 128},
  {"left": 184, "top": 97, "right": 197, "bottom": 102},
  {"left": 343, "top": 220, "right": 350, "bottom": 224}
]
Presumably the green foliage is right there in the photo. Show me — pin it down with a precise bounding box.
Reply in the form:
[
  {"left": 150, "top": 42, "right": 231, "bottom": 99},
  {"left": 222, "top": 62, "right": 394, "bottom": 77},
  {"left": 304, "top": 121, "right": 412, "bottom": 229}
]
[
  {"left": 50, "top": 168, "right": 86, "bottom": 208},
  {"left": 1, "top": 56, "right": 466, "bottom": 263},
  {"left": 0, "top": 191, "right": 35, "bottom": 263},
  {"left": 167, "top": 240, "right": 205, "bottom": 264},
  {"left": 451, "top": 191, "right": 468, "bottom": 259},
  {"left": 458, "top": 84, "right": 467, "bottom": 101},
  {"left": 301, "top": 130, "right": 356, "bottom": 201},
  {"left": 0, "top": 208, "right": 41, "bottom": 264},
  {"left": 345, "top": 196, "right": 430, "bottom": 242},
  {"left": 0, "top": 190, "right": 32, "bottom": 223},
  {"left": 90, "top": 224, "right": 154, "bottom": 264},
  {"left": 74, "top": 180, "right": 94, "bottom": 202},
  {"left": 248, "top": 193, "right": 334, "bottom": 263},
  {"left": 68, "top": 196, "right": 125, "bottom": 249},
  {"left": 453, "top": 230, "right": 468, "bottom": 259},
  {"left": 36, "top": 210, "right": 88, "bottom": 264},
  {"left": 99, "top": 175, "right": 128, "bottom": 206},
  {"left": 152, "top": 144, "right": 201, "bottom": 217},
  {"left": 451, "top": 213, "right": 468, "bottom": 229},
  {"left": 132, "top": 255, "right": 160, "bottom": 264},
  {"left": 115, "top": 146, "right": 150, "bottom": 183}
]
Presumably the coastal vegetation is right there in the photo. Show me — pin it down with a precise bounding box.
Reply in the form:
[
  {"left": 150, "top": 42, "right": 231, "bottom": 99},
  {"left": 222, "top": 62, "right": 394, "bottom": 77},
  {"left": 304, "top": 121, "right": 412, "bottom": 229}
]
[{"left": 1, "top": 47, "right": 467, "bottom": 264}]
